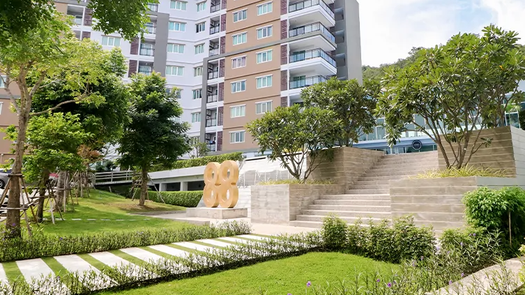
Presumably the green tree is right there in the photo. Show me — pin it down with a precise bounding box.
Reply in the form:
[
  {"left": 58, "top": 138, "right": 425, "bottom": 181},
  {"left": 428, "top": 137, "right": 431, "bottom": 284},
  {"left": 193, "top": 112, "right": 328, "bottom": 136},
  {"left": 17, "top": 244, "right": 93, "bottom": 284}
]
[
  {"left": 0, "top": 11, "right": 107, "bottom": 237},
  {"left": 1, "top": 0, "right": 155, "bottom": 41},
  {"left": 246, "top": 105, "right": 342, "bottom": 182},
  {"left": 118, "top": 73, "right": 191, "bottom": 206},
  {"left": 378, "top": 25, "right": 525, "bottom": 169},
  {"left": 302, "top": 78, "right": 379, "bottom": 147},
  {"left": 7, "top": 113, "right": 91, "bottom": 222}
]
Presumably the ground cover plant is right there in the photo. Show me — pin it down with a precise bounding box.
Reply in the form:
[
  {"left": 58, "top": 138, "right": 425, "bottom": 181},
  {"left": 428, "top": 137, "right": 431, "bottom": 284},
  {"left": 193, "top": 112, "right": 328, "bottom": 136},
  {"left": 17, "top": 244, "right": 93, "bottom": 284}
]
[
  {"left": 414, "top": 165, "right": 508, "bottom": 179},
  {"left": 142, "top": 190, "right": 202, "bottom": 207}
]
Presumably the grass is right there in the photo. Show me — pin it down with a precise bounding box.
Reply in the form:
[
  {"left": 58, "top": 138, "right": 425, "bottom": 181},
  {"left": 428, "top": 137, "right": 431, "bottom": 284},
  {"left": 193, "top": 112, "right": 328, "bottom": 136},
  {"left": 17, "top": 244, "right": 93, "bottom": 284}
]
[
  {"left": 413, "top": 165, "right": 508, "bottom": 179},
  {"left": 36, "top": 190, "right": 191, "bottom": 236},
  {"left": 103, "top": 252, "right": 399, "bottom": 295},
  {"left": 259, "top": 179, "right": 334, "bottom": 185}
]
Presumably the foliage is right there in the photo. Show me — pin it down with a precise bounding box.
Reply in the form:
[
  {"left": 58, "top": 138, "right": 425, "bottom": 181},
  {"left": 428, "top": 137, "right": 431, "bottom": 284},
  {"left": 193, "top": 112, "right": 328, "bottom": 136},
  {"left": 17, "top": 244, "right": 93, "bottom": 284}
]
[
  {"left": 246, "top": 105, "right": 342, "bottom": 182},
  {"left": 0, "top": 0, "right": 155, "bottom": 41},
  {"left": 144, "top": 190, "right": 202, "bottom": 207},
  {"left": 362, "top": 47, "right": 423, "bottom": 81},
  {"left": 153, "top": 152, "right": 244, "bottom": 171},
  {"left": 463, "top": 187, "right": 525, "bottom": 253},
  {"left": 378, "top": 25, "right": 525, "bottom": 169},
  {"left": 323, "top": 216, "right": 435, "bottom": 264},
  {"left": 302, "top": 78, "right": 380, "bottom": 146},
  {"left": 95, "top": 160, "right": 117, "bottom": 172},
  {"left": 190, "top": 141, "right": 210, "bottom": 158},
  {"left": 0, "top": 221, "right": 250, "bottom": 262},
  {"left": 258, "top": 179, "right": 334, "bottom": 185},
  {"left": 118, "top": 73, "right": 191, "bottom": 206},
  {"left": 414, "top": 165, "right": 508, "bottom": 179}
]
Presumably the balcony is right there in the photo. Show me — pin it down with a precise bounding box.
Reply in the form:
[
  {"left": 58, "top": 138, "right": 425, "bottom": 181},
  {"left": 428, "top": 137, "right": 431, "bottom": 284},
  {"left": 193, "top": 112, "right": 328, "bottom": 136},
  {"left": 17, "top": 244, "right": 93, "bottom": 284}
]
[
  {"left": 287, "top": 48, "right": 336, "bottom": 76},
  {"left": 207, "top": 94, "right": 218, "bottom": 103},
  {"left": 210, "top": 4, "right": 221, "bottom": 13},
  {"left": 206, "top": 118, "right": 217, "bottom": 127},
  {"left": 208, "top": 71, "right": 219, "bottom": 80},
  {"left": 210, "top": 48, "right": 219, "bottom": 56},
  {"left": 288, "top": 22, "right": 336, "bottom": 52},
  {"left": 289, "top": 75, "right": 329, "bottom": 89},
  {"left": 140, "top": 44, "right": 155, "bottom": 56},
  {"left": 289, "top": 23, "right": 335, "bottom": 42},
  {"left": 288, "top": 0, "right": 335, "bottom": 28},
  {"left": 210, "top": 26, "right": 220, "bottom": 35},
  {"left": 147, "top": 3, "right": 158, "bottom": 12}
]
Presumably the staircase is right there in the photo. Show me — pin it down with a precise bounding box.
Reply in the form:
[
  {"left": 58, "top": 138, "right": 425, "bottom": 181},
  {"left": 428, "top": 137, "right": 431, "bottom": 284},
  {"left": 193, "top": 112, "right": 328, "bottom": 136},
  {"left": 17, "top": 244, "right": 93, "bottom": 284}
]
[{"left": 290, "top": 151, "right": 439, "bottom": 228}]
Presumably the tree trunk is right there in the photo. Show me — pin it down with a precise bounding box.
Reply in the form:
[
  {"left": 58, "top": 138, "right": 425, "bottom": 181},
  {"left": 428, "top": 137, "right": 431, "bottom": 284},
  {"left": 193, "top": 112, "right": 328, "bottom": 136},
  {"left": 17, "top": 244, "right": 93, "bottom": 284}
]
[
  {"left": 36, "top": 171, "right": 50, "bottom": 223},
  {"left": 64, "top": 171, "right": 70, "bottom": 209},
  {"left": 6, "top": 99, "right": 30, "bottom": 238},
  {"left": 139, "top": 168, "right": 148, "bottom": 206},
  {"left": 55, "top": 171, "right": 65, "bottom": 212}
]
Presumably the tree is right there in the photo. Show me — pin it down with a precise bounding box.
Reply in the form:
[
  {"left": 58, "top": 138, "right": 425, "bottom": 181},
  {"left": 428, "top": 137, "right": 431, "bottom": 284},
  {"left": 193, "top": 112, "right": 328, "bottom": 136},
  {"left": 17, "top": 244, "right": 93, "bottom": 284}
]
[
  {"left": 0, "top": 10, "right": 107, "bottom": 237},
  {"left": 377, "top": 25, "right": 525, "bottom": 169},
  {"left": 362, "top": 47, "right": 423, "bottom": 81},
  {"left": 6, "top": 113, "right": 91, "bottom": 222},
  {"left": 302, "top": 78, "right": 379, "bottom": 147},
  {"left": 190, "top": 141, "right": 210, "bottom": 158},
  {"left": 246, "top": 105, "right": 342, "bottom": 182},
  {"left": 118, "top": 73, "right": 191, "bottom": 206},
  {"left": 1, "top": 0, "right": 155, "bottom": 41}
]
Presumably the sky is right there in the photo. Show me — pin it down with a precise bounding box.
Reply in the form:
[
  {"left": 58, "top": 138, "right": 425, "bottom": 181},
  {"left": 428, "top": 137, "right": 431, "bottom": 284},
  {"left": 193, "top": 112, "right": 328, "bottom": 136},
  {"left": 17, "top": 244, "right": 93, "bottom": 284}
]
[{"left": 359, "top": 0, "right": 525, "bottom": 66}]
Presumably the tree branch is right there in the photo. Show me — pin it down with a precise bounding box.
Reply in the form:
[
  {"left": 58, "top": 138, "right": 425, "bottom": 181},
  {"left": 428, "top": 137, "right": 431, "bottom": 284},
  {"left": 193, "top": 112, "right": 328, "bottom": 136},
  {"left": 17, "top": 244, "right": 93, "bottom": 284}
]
[{"left": 30, "top": 98, "right": 79, "bottom": 117}]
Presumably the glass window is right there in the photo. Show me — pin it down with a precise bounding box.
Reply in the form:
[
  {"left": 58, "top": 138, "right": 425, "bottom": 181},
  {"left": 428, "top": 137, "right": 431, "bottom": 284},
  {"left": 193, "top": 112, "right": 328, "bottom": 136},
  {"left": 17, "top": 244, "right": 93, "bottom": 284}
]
[
  {"left": 232, "top": 32, "right": 247, "bottom": 45},
  {"left": 170, "top": 0, "right": 187, "bottom": 10},
  {"left": 232, "top": 56, "right": 246, "bottom": 69},
  {"left": 167, "top": 43, "right": 185, "bottom": 53},
  {"left": 138, "top": 65, "right": 152, "bottom": 75},
  {"left": 256, "top": 101, "right": 272, "bottom": 114},
  {"left": 192, "top": 89, "right": 202, "bottom": 99},
  {"left": 231, "top": 81, "right": 246, "bottom": 93},
  {"left": 256, "top": 75, "right": 272, "bottom": 89},
  {"left": 166, "top": 66, "right": 184, "bottom": 76},
  {"left": 194, "top": 66, "right": 203, "bottom": 77},
  {"left": 195, "top": 43, "right": 205, "bottom": 54},
  {"left": 144, "top": 22, "right": 156, "bottom": 34},
  {"left": 233, "top": 9, "right": 247, "bottom": 22},
  {"left": 0, "top": 76, "right": 4, "bottom": 88},
  {"left": 256, "top": 50, "right": 273, "bottom": 63},
  {"left": 230, "top": 131, "right": 245, "bottom": 143},
  {"left": 196, "top": 22, "right": 205, "bottom": 33},
  {"left": 230, "top": 105, "right": 246, "bottom": 118},
  {"left": 257, "top": 2, "right": 273, "bottom": 15},
  {"left": 197, "top": 2, "right": 206, "bottom": 11},
  {"left": 101, "top": 36, "right": 121, "bottom": 47},
  {"left": 191, "top": 112, "right": 201, "bottom": 123},
  {"left": 140, "top": 42, "right": 154, "bottom": 56},
  {"left": 257, "top": 26, "right": 273, "bottom": 39},
  {"left": 169, "top": 21, "right": 186, "bottom": 31}
]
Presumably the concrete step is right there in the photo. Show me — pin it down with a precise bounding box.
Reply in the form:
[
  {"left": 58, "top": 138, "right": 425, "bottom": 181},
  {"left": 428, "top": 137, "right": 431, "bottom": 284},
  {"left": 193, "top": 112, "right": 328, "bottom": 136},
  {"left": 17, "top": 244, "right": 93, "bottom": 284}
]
[
  {"left": 363, "top": 171, "right": 428, "bottom": 177},
  {"left": 289, "top": 220, "right": 324, "bottom": 229},
  {"left": 346, "top": 188, "right": 389, "bottom": 194},
  {"left": 300, "top": 210, "right": 392, "bottom": 219},
  {"left": 313, "top": 199, "right": 391, "bottom": 206},
  {"left": 351, "top": 183, "right": 390, "bottom": 190},
  {"left": 296, "top": 214, "right": 386, "bottom": 223},
  {"left": 307, "top": 205, "right": 390, "bottom": 212},
  {"left": 319, "top": 194, "right": 390, "bottom": 200},
  {"left": 367, "top": 167, "right": 437, "bottom": 174}
]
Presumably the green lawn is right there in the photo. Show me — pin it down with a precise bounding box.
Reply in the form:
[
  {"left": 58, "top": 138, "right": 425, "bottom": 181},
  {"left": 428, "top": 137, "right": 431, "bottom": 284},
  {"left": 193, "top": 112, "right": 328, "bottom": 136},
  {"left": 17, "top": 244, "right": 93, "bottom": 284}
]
[
  {"left": 36, "top": 190, "right": 191, "bottom": 236},
  {"left": 103, "top": 252, "right": 399, "bottom": 295}
]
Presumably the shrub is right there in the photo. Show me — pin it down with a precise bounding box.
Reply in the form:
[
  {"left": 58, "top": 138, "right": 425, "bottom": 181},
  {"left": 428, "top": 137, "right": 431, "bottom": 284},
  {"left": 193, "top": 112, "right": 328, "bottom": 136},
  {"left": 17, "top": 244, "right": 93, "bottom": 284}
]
[
  {"left": 152, "top": 152, "right": 244, "bottom": 171},
  {"left": 463, "top": 186, "right": 525, "bottom": 254},
  {"left": 146, "top": 190, "right": 202, "bottom": 207},
  {"left": 322, "top": 215, "right": 348, "bottom": 250},
  {"left": 259, "top": 179, "right": 334, "bottom": 185},
  {"left": 414, "top": 165, "right": 507, "bottom": 179}
]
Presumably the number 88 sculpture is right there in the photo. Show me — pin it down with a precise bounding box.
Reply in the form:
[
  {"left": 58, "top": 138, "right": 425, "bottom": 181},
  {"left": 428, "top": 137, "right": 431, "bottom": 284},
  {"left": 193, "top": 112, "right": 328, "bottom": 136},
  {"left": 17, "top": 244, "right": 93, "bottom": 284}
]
[{"left": 202, "top": 160, "right": 239, "bottom": 208}]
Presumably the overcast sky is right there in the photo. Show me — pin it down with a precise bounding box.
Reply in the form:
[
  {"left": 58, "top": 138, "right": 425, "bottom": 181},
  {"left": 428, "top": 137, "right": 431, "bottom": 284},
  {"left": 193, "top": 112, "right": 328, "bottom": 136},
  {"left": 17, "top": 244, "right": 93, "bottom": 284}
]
[{"left": 359, "top": 0, "right": 525, "bottom": 66}]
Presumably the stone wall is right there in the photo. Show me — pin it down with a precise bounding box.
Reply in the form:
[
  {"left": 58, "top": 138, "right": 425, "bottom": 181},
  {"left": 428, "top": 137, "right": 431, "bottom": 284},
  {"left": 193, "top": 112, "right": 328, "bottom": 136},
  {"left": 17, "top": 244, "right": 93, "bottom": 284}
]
[
  {"left": 310, "top": 147, "right": 384, "bottom": 188},
  {"left": 251, "top": 184, "right": 343, "bottom": 224}
]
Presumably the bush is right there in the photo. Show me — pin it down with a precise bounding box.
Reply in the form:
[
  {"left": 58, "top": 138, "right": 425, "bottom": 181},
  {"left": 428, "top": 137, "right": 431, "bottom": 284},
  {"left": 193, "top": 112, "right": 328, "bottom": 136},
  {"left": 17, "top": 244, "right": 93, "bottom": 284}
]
[
  {"left": 0, "top": 221, "right": 250, "bottom": 262},
  {"left": 414, "top": 165, "right": 507, "bottom": 178},
  {"left": 147, "top": 190, "right": 202, "bottom": 207},
  {"left": 322, "top": 215, "right": 348, "bottom": 250},
  {"left": 463, "top": 186, "right": 525, "bottom": 254},
  {"left": 152, "top": 152, "right": 244, "bottom": 171}
]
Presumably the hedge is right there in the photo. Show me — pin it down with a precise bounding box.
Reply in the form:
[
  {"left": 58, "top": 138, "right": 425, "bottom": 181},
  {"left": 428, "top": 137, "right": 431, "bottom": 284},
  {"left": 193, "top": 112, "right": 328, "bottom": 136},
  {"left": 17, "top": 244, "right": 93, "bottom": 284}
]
[
  {"left": 152, "top": 152, "right": 244, "bottom": 171},
  {"left": 147, "top": 190, "right": 202, "bottom": 207}
]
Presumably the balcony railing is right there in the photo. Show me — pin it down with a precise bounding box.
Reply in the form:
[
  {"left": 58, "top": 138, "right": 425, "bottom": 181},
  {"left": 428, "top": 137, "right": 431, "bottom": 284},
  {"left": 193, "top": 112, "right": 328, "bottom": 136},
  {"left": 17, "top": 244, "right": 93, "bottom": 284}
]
[
  {"left": 207, "top": 94, "right": 218, "bottom": 103},
  {"left": 290, "top": 75, "right": 329, "bottom": 89},
  {"left": 210, "top": 48, "right": 220, "bottom": 56},
  {"left": 208, "top": 71, "right": 219, "bottom": 79},
  {"left": 140, "top": 48, "right": 155, "bottom": 56},
  {"left": 289, "top": 0, "right": 334, "bottom": 19},
  {"left": 206, "top": 119, "right": 217, "bottom": 127},
  {"left": 289, "top": 22, "right": 335, "bottom": 43},
  {"left": 210, "top": 4, "right": 221, "bottom": 12},
  {"left": 289, "top": 49, "right": 336, "bottom": 67},
  {"left": 147, "top": 3, "right": 158, "bottom": 12},
  {"left": 210, "top": 26, "right": 220, "bottom": 34},
  {"left": 207, "top": 144, "right": 217, "bottom": 152}
]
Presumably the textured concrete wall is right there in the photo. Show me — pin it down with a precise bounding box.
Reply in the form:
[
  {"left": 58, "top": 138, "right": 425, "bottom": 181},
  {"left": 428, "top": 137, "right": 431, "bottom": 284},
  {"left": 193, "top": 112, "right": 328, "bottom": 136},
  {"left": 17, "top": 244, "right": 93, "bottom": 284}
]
[
  {"left": 510, "top": 127, "right": 525, "bottom": 188},
  {"left": 310, "top": 147, "right": 383, "bottom": 188},
  {"left": 390, "top": 176, "right": 519, "bottom": 230},
  {"left": 251, "top": 184, "right": 343, "bottom": 224}
]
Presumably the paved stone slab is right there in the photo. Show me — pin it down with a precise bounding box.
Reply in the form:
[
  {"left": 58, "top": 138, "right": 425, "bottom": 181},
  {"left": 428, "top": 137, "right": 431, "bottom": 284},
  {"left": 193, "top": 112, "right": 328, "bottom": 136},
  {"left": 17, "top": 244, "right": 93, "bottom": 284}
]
[
  {"left": 89, "top": 252, "right": 131, "bottom": 268},
  {"left": 16, "top": 258, "right": 54, "bottom": 282},
  {"left": 54, "top": 255, "right": 114, "bottom": 290},
  {"left": 174, "top": 242, "right": 217, "bottom": 253},
  {"left": 0, "top": 264, "right": 8, "bottom": 283},
  {"left": 238, "top": 234, "right": 272, "bottom": 241},
  {"left": 196, "top": 239, "right": 235, "bottom": 248},
  {"left": 217, "top": 237, "right": 252, "bottom": 244},
  {"left": 120, "top": 248, "right": 164, "bottom": 263},
  {"left": 148, "top": 245, "right": 189, "bottom": 258}
]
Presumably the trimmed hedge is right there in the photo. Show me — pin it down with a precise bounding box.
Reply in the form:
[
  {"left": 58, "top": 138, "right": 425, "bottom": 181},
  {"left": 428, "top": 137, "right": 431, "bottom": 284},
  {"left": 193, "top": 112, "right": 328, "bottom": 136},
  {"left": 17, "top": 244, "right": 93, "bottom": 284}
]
[
  {"left": 147, "top": 190, "right": 202, "bottom": 207},
  {"left": 152, "top": 152, "right": 244, "bottom": 171}
]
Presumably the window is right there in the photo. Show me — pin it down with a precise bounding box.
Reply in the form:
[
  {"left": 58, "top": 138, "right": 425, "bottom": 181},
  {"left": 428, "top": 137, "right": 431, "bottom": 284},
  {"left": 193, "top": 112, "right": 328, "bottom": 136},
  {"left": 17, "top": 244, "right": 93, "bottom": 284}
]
[
  {"left": 197, "top": 2, "right": 206, "bottom": 11},
  {"left": 230, "top": 105, "right": 246, "bottom": 118},
  {"left": 194, "top": 43, "right": 205, "bottom": 54},
  {"left": 173, "top": 89, "right": 182, "bottom": 98},
  {"left": 147, "top": 3, "right": 158, "bottom": 11},
  {"left": 191, "top": 112, "right": 201, "bottom": 123},
  {"left": 140, "top": 42, "right": 154, "bottom": 56},
  {"left": 0, "top": 76, "right": 5, "bottom": 88},
  {"left": 231, "top": 56, "right": 246, "bottom": 69},
  {"left": 257, "top": 2, "right": 273, "bottom": 15},
  {"left": 101, "top": 36, "right": 121, "bottom": 47},
  {"left": 169, "top": 21, "right": 186, "bottom": 31},
  {"left": 232, "top": 32, "right": 247, "bottom": 45},
  {"left": 170, "top": 0, "right": 187, "bottom": 10},
  {"left": 166, "top": 66, "right": 184, "bottom": 76},
  {"left": 257, "top": 26, "right": 273, "bottom": 39},
  {"left": 194, "top": 66, "right": 203, "bottom": 77},
  {"left": 231, "top": 80, "right": 246, "bottom": 93},
  {"left": 256, "top": 49, "right": 273, "bottom": 63},
  {"left": 145, "top": 22, "right": 156, "bottom": 34},
  {"left": 256, "top": 75, "right": 273, "bottom": 89},
  {"left": 196, "top": 22, "right": 205, "bottom": 33},
  {"left": 138, "top": 64, "right": 152, "bottom": 75},
  {"left": 167, "top": 43, "right": 185, "bottom": 53},
  {"left": 192, "top": 89, "right": 202, "bottom": 99},
  {"left": 230, "top": 131, "right": 245, "bottom": 143},
  {"left": 233, "top": 9, "right": 247, "bottom": 22},
  {"left": 256, "top": 101, "right": 272, "bottom": 114}
]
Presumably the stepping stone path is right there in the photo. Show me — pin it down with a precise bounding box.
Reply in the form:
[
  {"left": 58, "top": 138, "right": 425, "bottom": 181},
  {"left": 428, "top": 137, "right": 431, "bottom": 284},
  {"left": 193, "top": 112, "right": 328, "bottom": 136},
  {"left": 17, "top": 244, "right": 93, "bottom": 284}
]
[{"left": 0, "top": 234, "right": 273, "bottom": 294}]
